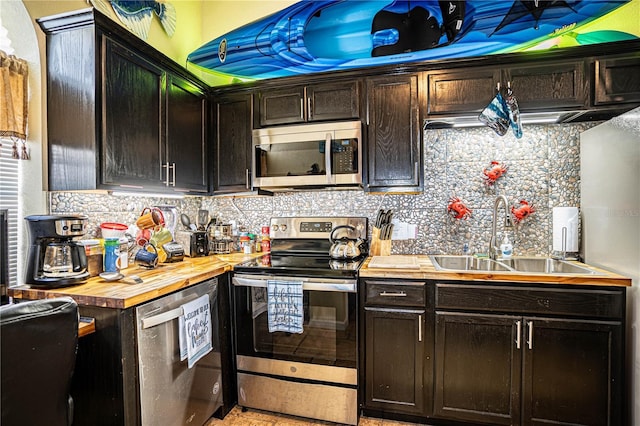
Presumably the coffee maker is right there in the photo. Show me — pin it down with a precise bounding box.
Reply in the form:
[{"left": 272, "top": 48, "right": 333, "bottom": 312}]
[{"left": 25, "top": 215, "right": 90, "bottom": 288}]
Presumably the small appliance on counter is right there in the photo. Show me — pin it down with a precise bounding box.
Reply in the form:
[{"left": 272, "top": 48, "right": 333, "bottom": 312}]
[
  {"left": 174, "top": 230, "right": 209, "bottom": 257},
  {"left": 25, "top": 214, "right": 90, "bottom": 288},
  {"left": 162, "top": 241, "right": 185, "bottom": 262}
]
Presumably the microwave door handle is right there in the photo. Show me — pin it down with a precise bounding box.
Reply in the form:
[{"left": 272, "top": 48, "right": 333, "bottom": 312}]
[{"left": 325, "top": 133, "right": 332, "bottom": 184}]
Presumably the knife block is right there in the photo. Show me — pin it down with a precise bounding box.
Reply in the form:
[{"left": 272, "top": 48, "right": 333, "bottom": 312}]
[{"left": 370, "top": 227, "right": 391, "bottom": 256}]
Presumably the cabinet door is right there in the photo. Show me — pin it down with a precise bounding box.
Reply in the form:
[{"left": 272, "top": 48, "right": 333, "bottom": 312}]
[
  {"left": 504, "top": 61, "right": 588, "bottom": 110},
  {"left": 364, "top": 307, "right": 426, "bottom": 416},
  {"left": 102, "top": 37, "right": 164, "bottom": 189},
  {"left": 434, "top": 312, "right": 521, "bottom": 425},
  {"left": 166, "top": 75, "right": 208, "bottom": 193},
  {"left": 366, "top": 75, "right": 422, "bottom": 192},
  {"left": 594, "top": 55, "right": 640, "bottom": 105},
  {"left": 426, "top": 67, "right": 500, "bottom": 114},
  {"left": 258, "top": 87, "right": 305, "bottom": 126},
  {"left": 216, "top": 93, "right": 252, "bottom": 192},
  {"left": 521, "top": 318, "right": 623, "bottom": 426},
  {"left": 307, "top": 81, "right": 360, "bottom": 122}
]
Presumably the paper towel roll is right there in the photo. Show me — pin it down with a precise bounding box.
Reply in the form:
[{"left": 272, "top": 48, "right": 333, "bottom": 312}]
[{"left": 553, "top": 207, "right": 579, "bottom": 252}]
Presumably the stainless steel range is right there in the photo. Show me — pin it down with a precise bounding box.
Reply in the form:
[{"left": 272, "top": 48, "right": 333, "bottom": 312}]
[{"left": 231, "top": 216, "right": 368, "bottom": 425}]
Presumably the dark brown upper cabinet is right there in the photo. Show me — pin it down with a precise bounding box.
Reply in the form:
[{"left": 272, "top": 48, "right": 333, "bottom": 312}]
[
  {"left": 365, "top": 74, "right": 422, "bottom": 193},
  {"left": 257, "top": 80, "right": 360, "bottom": 127},
  {"left": 38, "top": 9, "right": 209, "bottom": 194},
  {"left": 593, "top": 54, "right": 640, "bottom": 105},
  {"left": 425, "top": 60, "right": 588, "bottom": 117},
  {"left": 215, "top": 92, "right": 253, "bottom": 193}
]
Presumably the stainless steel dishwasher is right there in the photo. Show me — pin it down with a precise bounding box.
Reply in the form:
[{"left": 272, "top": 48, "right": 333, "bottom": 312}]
[{"left": 135, "top": 278, "right": 222, "bottom": 426}]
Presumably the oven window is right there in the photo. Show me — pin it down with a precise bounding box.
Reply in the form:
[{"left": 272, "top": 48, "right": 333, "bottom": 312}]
[{"left": 235, "top": 286, "right": 357, "bottom": 368}]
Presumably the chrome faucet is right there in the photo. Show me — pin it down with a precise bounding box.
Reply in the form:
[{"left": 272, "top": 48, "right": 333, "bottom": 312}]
[{"left": 489, "top": 195, "right": 513, "bottom": 260}]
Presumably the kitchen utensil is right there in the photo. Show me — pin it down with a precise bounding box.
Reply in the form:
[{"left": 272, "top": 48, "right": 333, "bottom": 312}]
[
  {"left": 180, "top": 213, "right": 192, "bottom": 231},
  {"left": 100, "top": 222, "right": 128, "bottom": 239},
  {"left": 154, "top": 205, "right": 179, "bottom": 235},
  {"left": 329, "top": 225, "right": 365, "bottom": 260},
  {"left": 136, "top": 207, "right": 165, "bottom": 231},
  {"left": 196, "top": 210, "right": 209, "bottom": 231},
  {"left": 134, "top": 244, "right": 158, "bottom": 268},
  {"left": 99, "top": 271, "right": 143, "bottom": 284}
]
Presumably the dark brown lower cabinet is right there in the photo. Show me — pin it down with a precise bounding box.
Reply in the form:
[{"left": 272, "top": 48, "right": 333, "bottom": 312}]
[
  {"left": 361, "top": 280, "right": 432, "bottom": 420},
  {"left": 433, "top": 282, "right": 624, "bottom": 426},
  {"left": 364, "top": 307, "right": 426, "bottom": 415}
]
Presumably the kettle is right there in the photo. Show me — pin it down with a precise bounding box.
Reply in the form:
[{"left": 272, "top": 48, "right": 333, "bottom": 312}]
[{"left": 329, "top": 225, "right": 366, "bottom": 260}]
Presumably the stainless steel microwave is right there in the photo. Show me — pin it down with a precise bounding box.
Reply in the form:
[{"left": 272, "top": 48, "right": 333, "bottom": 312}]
[{"left": 252, "top": 120, "right": 362, "bottom": 190}]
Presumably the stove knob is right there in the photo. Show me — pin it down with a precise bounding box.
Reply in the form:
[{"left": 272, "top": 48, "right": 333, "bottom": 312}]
[
  {"left": 272, "top": 224, "right": 279, "bottom": 232},
  {"left": 280, "top": 224, "right": 287, "bottom": 232}
]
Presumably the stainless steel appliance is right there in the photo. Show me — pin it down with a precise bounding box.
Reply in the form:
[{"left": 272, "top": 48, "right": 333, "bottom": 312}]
[
  {"left": 136, "top": 279, "right": 222, "bottom": 426},
  {"left": 252, "top": 120, "right": 362, "bottom": 190},
  {"left": 24, "top": 215, "right": 89, "bottom": 288},
  {"left": 231, "top": 216, "right": 367, "bottom": 425}
]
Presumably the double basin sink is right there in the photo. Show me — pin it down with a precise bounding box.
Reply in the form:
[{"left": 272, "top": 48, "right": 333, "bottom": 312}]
[{"left": 430, "top": 255, "right": 603, "bottom": 275}]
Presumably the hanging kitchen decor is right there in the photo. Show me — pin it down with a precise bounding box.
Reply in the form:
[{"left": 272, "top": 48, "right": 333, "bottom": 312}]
[
  {"left": 447, "top": 197, "right": 472, "bottom": 220},
  {"left": 511, "top": 199, "right": 536, "bottom": 223},
  {"left": 478, "top": 82, "right": 510, "bottom": 136},
  {"left": 505, "top": 81, "right": 523, "bottom": 138},
  {"left": 88, "top": 0, "right": 176, "bottom": 40},
  {"left": 482, "top": 160, "right": 508, "bottom": 186},
  {"left": 0, "top": 50, "right": 29, "bottom": 160},
  {"left": 478, "top": 81, "right": 523, "bottom": 138}
]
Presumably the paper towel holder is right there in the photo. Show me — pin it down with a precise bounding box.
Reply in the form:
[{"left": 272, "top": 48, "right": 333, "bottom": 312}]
[{"left": 551, "top": 227, "right": 580, "bottom": 261}]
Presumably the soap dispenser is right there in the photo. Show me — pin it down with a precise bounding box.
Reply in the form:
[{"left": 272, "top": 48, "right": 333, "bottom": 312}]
[{"left": 500, "top": 235, "right": 513, "bottom": 258}]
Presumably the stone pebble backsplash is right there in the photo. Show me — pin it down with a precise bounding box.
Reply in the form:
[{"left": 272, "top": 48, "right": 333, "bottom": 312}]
[{"left": 50, "top": 122, "right": 597, "bottom": 256}]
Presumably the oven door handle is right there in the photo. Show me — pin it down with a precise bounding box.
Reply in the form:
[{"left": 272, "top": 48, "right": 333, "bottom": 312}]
[{"left": 232, "top": 274, "right": 357, "bottom": 293}]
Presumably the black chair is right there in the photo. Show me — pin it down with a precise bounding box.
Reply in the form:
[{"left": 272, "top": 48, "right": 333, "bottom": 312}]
[{"left": 1, "top": 297, "right": 79, "bottom": 426}]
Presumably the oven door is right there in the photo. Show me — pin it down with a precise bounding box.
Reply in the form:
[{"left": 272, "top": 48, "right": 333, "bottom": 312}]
[{"left": 232, "top": 274, "right": 357, "bottom": 370}]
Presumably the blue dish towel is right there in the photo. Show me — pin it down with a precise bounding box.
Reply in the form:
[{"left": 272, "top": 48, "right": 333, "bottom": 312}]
[{"left": 267, "top": 280, "right": 304, "bottom": 334}]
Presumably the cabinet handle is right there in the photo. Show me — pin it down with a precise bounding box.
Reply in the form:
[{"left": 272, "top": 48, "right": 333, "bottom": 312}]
[
  {"left": 414, "top": 161, "right": 419, "bottom": 180},
  {"left": 527, "top": 321, "right": 533, "bottom": 350},
  {"left": 170, "top": 162, "right": 176, "bottom": 187},
  {"left": 245, "top": 169, "right": 250, "bottom": 190},
  {"left": 300, "top": 98, "right": 304, "bottom": 120},
  {"left": 162, "top": 163, "right": 170, "bottom": 186},
  {"left": 418, "top": 314, "right": 423, "bottom": 342},
  {"left": 515, "top": 320, "right": 521, "bottom": 349},
  {"left": 308, "top": 96, "right": 313, "bottom": 120},
  {"left": 379, "top": 291, "right": 407, "bottom": 297},
  {"left": 325, "top": 132, "right": 332, "bottom": 184}
]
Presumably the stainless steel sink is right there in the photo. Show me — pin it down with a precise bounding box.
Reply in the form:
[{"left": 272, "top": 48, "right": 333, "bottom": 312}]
[
  {"left": 429, "top": 255, "right": 603, "bottom": 275},
  {"left": 498, "top": 257, "right": 601, "bottom": 275},
  {"left": 429, "top": 255, "right": 512, "bottom": 272}
]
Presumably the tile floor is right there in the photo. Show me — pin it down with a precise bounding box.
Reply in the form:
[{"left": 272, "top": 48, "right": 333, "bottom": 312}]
[{"left": 205, "top": 406, "right": 427, "bottom": 426}]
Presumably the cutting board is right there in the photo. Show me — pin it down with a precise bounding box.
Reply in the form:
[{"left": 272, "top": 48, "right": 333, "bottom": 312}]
[{"left": 368, "top": 255, "right": 420, "bottom": 269}]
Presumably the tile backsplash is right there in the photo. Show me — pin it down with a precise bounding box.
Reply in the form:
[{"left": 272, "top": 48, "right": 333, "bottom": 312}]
[{"left": 50, "top": 122, "right": 597, "bottom": 256}]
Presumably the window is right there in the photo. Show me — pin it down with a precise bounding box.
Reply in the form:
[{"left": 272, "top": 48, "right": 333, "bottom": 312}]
[{"left": 0, "top": 141, "right": 18, "bottom": 288}]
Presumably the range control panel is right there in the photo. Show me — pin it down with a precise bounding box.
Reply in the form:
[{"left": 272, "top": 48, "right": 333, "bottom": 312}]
[{"left": 269, "top": 217, "right": 367, "bottom": 240}]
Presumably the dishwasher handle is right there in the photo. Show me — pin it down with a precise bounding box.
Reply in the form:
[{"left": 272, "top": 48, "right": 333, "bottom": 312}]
[{"left": 142, "top": 306, "right": 185, "bottom": 329}]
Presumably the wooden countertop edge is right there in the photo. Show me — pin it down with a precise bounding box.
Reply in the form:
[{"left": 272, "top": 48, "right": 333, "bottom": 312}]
[
  {"left": 360, "top": 256, "right": 632, "bottom": 287},
  {"left": 8, "top": 253, "right": 262, "bottom": 309}
]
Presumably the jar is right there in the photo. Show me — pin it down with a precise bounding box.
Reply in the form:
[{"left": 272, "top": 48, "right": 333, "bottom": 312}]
[{"left": 103, "top": 238, "right": 120, "bottom": 273}]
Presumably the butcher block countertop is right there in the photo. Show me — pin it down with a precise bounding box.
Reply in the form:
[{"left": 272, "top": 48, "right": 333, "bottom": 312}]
[
  {"left": 8, "top": 253, "right": 261, "bottom": 309},
  {"left": 360, "top": 255, "right": 632, "bottom": 287}
]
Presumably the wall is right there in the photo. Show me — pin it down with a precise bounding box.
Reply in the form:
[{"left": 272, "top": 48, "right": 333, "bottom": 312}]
[{"left": 51, "top": 122, "right": 593, "bottom": 257}]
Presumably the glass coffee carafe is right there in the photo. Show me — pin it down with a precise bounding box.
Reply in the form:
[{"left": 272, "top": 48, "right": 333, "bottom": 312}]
[{"left": 42, "top": 243, "right": 78, "bottom": 277}]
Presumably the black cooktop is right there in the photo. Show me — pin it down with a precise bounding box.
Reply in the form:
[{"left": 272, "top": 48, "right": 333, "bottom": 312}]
[{"left": 233, "top": 253, "right": 366, "bottom": 279}]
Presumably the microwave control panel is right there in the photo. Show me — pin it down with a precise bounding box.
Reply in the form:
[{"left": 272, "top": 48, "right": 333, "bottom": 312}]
[{"left": 333, "top": 140, "right": 357, "bottom": 173}]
